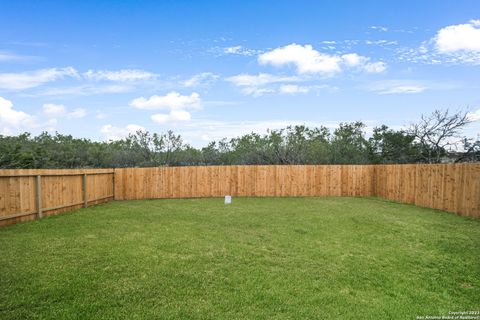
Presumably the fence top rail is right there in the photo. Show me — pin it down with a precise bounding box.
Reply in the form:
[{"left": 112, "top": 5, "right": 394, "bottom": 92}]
[
  {"left": 0, "top": 171, "right": 115, "bottom": 178},
  {"left": 112, "top": 163, "right": 480, "bottom": 170}
]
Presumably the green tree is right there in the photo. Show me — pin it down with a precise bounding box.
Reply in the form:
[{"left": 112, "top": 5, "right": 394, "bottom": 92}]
[{"left": 368, "top": 125, "right": 420, "bottom": 163}]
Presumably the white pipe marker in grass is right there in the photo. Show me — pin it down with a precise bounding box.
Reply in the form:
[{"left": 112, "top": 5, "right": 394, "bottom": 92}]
[{"left": 224, "top": 195, "right": 232, "bottom": 204}]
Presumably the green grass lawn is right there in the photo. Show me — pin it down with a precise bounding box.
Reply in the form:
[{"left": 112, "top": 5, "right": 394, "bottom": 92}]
[{"left": 1, "top": 197, "right": 479, "bottom": 319}]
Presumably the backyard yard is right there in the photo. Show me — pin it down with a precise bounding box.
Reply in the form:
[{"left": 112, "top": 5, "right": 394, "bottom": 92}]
[{"left": 0, "top": 197, "right": 479, "bottom": 319}]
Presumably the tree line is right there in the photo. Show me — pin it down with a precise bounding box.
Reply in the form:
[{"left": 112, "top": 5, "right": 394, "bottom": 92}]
[{"left": 0, "top": 109, "right": 478, "bottom": 169}]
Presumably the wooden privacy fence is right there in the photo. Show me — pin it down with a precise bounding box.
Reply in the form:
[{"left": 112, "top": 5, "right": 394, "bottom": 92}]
[
  {"left": 114, "top": 165, "right": 376, "bottom": 199},
  {"left": 374, "top": 164, "right": 480, "bottom": 218},
  {"left": 0, "top": 164, "right": 479, "bottom": 226},
  {"left": 114, "top": 164, "right": 479, "bottom": 217},
  {"left": 0, "top": 169, "right": 114, "bottom": 226}
]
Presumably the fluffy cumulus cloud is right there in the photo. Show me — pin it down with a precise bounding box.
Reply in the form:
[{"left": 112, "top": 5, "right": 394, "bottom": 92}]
[
  {"left": 259, "top": 44, "right": 342, "bottom": 74},
  {"left": 341, "top": 53, "right": 387, "bottom": 73},
  {"left": 341, "top": 53, "right": 368, "bottom": 67},
  {"left": 0, "top": 96, "right": 36, "bottom": 135},
  {"left": 151, "top": 110, "right": 192, "bottom": 124},
  {"left": 363, "top": 61, "right": 387, "bottom": 73},
  {"left": 0, "top": 67, "right": 78, "bottom": 90},
  {"left": 130, "top": 92, "right": 200, "bottom": 111},
  {"left": 399, "top": 20, "right": 480, "bottom": 65},
  {"left": 435, "top": 20, "right": 480, "bottom": 53},
  {"left": 130, "top": 92, "right": 200, "bottom": 124},
  {"left": 83, "top": 69, "right": 157, "bottom": 81},
  {"left": 258, "top": 44, "right": 386, "bottom": 75},
  {"left": 100, "top": 124, "right": 146, "bottom": 140}
]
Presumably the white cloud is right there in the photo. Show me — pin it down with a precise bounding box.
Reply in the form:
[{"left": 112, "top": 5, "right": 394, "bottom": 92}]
[
  {"left": 100, "top": 124, "right": 146, "bottom": 140},
  {"left": 68, "top": 108, "right": 87, "bottom": 119},
  {"left": 259, "top": 44, "right": 343, "bottom": 74},
  {"left": 0, "top": 67, "right": 78, "bottom": 90},
  {"left": 0, "top": 51, "right": 38, "bottom": 62},
  {"left": 379, "top": 85, "right": 425, "bottom": 94},
  {"left": 435, "top": 20, "right": 480, "bottom": 53},
  {"left": 363, "top": 61, "right": 387, "bottom": 73},
  {"left": 241, "top": 87, "right": 275, "bottom": 97},
  {"left": 341, "top": 54, "right": 386, "bottom": 73},
  {"left": 398, "top": 20, "right": 480, "bottom": 65},
  {"left": 367, "top": 81, "right": 427, "bottom": 94},
  {"left": 43, "top": 103, "right": 87, "bottom": 120},
  {"left": 223, "top": 46, "right": 259, "bottom": 56},
  {"left": 42, "top": 103, "right": 87, "bottom": 121},
  {"left": 341, "top": 53, "right": 368, "bottom": 67},
  {"left": 83, "top": 69, "right": 157, "bottom": 81},
  {"left": 227, "top": 73, "right": 336, "bottom": 97},
  {"left": 151, "top": 110, "right": 191, "bottom": 124},
  {"left": 131, "top": 92, "right": 200, "bottom": 124},
  {"left": 130, "top": 92, "right": 201, "bottom": 110},
  {"left": 467, "top": 109, "right": 480, "bottom": 122},
  {"left": 279, "top": 84, "right": 310, "bottom": 94},
  {"left": 0, "top": 96, "right": 36, "bottom": 135},
  {"left": 226, "top": 73, "right": 302, "bottom": 87},
  {"left": 370, "top": 26, "right": 388, "bottom": 32},
  {"left": 258, "top": 44, "right": 386, "bottom": 74},
  {"left": 42, "top": 103, "right": 67, "bottom": 118},
  {"left": 279, "top": 84, "right": 336, "bottom": 95},
  {"left": 33, "top": 84, "right": 133, "bottom": 96},
  {"left": 365, "top": 40, "right": 398, "bottom": 46},
  {"left": 183, "top": 72, "right": 219, "bottom": 87}
]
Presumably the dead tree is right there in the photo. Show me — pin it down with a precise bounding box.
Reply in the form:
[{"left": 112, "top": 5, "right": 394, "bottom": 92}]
[{"left": 407, "top": 109, "right": 470, "bottom": 163}]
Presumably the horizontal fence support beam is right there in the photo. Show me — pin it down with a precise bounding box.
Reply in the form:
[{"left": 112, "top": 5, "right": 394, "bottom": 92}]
[
  {"left": 0, "top": 211, "right": 38, "bottom": 221},
  {"left": 0, "top": 195, "right": 116, "bottom": 222},
  {"left": 31, "top": 196, "right": 115, "bottom": 213},
  {"left": 0, "top": 171, "right": 114, "bottom": 178}
]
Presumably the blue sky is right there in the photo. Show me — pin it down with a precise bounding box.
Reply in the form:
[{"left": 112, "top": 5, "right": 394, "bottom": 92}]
[{"left": 0, "top": 0, "right": 479, "bottom": 146}]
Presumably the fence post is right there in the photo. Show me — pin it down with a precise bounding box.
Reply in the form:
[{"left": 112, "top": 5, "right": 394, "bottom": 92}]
[
  {"left": 112, "top": 169, "right": 116, "bottom": 200},
  {"left": 83, "top": 174, "right": 88, "bottom": 208},
  {"left": 36, "top": 175, "right": 43, "bottom": 219}
]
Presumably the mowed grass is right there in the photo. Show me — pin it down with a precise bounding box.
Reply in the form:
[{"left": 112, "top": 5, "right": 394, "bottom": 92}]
[{"left": 0, "top": 198, "right": 479, "bottom": 319}]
